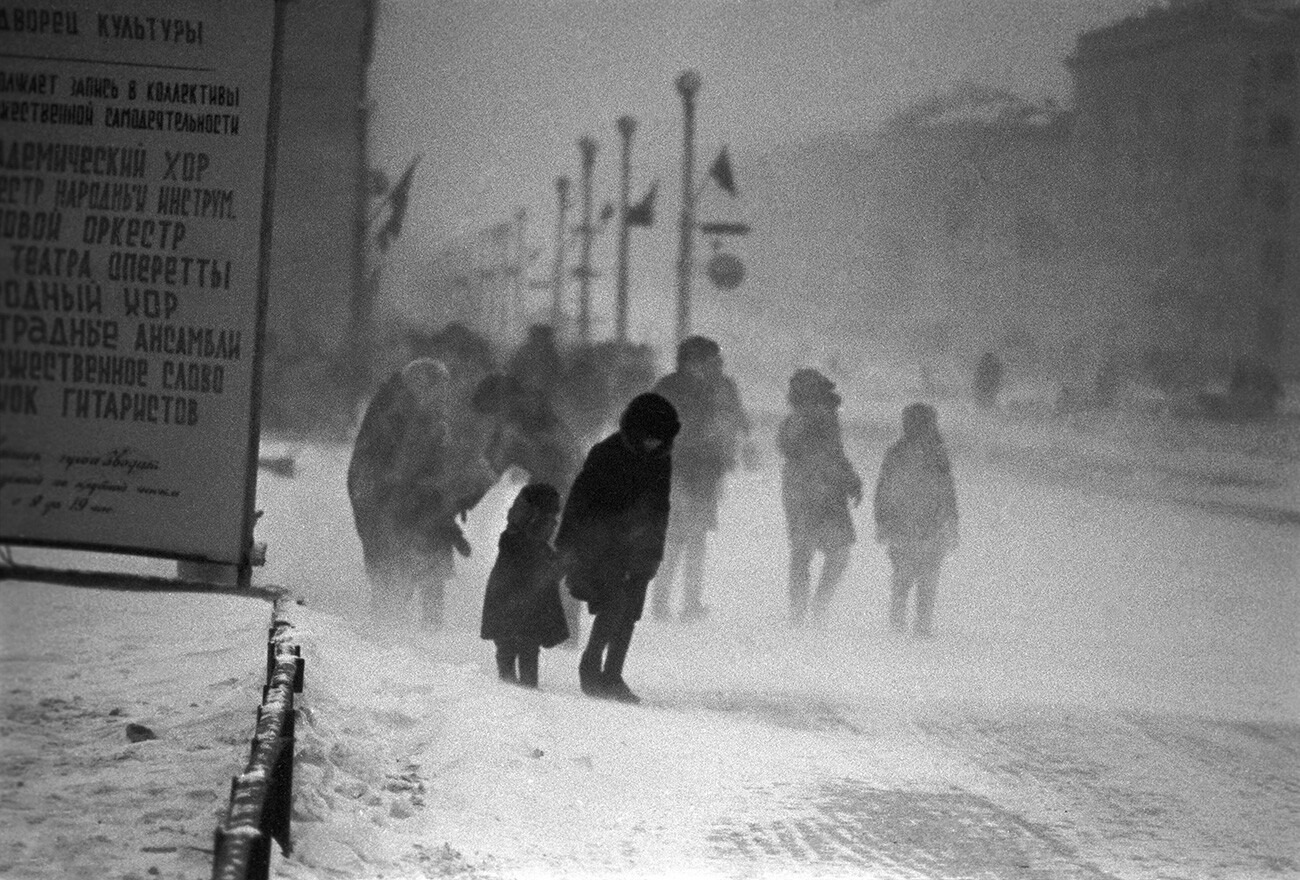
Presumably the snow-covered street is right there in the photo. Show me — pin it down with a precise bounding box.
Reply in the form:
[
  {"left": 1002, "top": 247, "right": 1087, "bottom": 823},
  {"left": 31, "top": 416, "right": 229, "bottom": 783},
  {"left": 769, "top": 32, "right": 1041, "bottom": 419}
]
[{"left": 3, "top": 403, "right": 1297, "bottom": 879}]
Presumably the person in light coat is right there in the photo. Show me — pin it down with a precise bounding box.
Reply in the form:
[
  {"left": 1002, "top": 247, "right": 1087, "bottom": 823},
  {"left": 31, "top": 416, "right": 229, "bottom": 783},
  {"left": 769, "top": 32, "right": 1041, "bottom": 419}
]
[
  {"left": 776, "top": 368, "right": 862, "bottom": 626},
  {"left": 650, "top": 335, "right": 751, "bottom": 622},
  {"left": 872, "top": 402, "right": 959, "bottom": 638}
]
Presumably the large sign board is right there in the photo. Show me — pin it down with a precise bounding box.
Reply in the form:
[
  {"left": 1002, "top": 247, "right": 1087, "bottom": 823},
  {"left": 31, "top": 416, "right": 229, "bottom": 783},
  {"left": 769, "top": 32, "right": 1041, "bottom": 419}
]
[{"left": 0, "top": 1, "right": 280, "bottom": 565}]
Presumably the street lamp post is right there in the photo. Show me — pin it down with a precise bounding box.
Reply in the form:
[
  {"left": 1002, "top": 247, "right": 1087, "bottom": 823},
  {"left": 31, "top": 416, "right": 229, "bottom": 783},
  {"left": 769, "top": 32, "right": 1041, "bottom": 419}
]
[
  {"left": 550, "top": 176, "right": 570, "bottom": 337},
  {"left": 509, "top": 207, "right": 526, "bottom": 341},
  {"left": 576, "top": 136, "right": 598, "bottom": 347},
  {"left": 674, "top": 69, "right": 701, "bottom": 346},
  {"left": 615, "top": 115, "right": 637, "bottom": 344}
]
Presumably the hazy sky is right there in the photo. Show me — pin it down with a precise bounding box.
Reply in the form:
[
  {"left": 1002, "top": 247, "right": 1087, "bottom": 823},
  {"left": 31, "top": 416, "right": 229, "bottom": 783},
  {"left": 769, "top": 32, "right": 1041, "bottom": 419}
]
[{"left": 369, "top": 0, "right": 1153, "bottom": 253}]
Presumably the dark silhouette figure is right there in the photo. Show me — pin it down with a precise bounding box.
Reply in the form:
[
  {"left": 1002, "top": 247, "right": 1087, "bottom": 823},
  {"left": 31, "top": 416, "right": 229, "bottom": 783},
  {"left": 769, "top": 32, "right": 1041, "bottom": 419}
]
[
  {"left": 556, "top": 393, "right": 680, "bottom": 703},
  {"left": 480, "top": 483, "right": 569, "bottom": 688}
]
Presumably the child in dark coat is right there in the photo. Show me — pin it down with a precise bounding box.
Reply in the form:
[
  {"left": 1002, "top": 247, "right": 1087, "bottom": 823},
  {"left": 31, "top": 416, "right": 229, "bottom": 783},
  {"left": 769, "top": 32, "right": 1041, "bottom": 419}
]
[{"left": 479, "top": 483, "right": 570, "bottom": 688}]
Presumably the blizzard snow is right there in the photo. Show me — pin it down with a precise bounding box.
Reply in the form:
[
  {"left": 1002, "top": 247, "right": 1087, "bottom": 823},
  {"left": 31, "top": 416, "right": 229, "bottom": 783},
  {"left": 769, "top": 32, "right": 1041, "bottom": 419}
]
[{"left": 2, "top": 363, "right": 1298, "bottom": 879}]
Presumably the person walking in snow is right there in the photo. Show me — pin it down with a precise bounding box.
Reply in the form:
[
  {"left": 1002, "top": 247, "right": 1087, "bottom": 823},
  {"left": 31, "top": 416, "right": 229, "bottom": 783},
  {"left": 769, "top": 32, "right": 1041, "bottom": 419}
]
[
  {"left": 479, "top": 483, "right": 570, "bottom": 688},
  {"left": 872, "top": 402, "right": 960, "bottom": 638},
  {"left": 348, "top": 358, "right": 475, "bottom": 629},
  {"left": 776, "top": 368, "right": 863, "bottom": 626},
  {"left": 649, "top": 335, "right": 752, "bottom": 622},
  {"left": 502, "top": 325, "right": 584, "bottom": 496},
  {"left": 348, "top": 359, "right": 518, "bottom": 631},
  {"left": 556, "top": 393, "right": 680, "bottom": 703}
]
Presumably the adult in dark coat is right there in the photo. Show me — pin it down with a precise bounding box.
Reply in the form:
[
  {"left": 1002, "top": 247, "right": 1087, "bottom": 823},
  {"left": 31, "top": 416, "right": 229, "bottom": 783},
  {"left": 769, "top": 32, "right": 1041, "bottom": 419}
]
[
  {"left": 556, "top": 393, "right": 680, "bottom": 703},
  {"left": 777, "top": 368, "right": 863, "bottom": 626},
  {"left": 872, "top": 402, "right": 960, "bottom": 637},
  {"left": 479, "top": 483, "right": 569, "bottom": 688},
  {"left": 649, "top": 335, "right": 751, "bottom": 622}
]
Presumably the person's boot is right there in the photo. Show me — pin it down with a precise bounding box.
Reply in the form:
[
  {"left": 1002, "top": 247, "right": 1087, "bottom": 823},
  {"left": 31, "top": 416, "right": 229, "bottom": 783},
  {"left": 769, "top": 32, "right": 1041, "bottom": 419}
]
[
  {"left": 517, "top": 648, "right": 540, "bottom": 689},
  {"left": 495, "top": 646, "right": 518, "bottom": 684},
  {"left": 601, "top": 676, "right": 641, "bottom": 704},
  {"left": 888, "top": 578, "right": 910, "bottom": 634},
  {"left": 679, "top": 601, "right": 710, "bottom": 622},
  {"left": 600, "top": 625, "right": 639, "bottom": 703},
  {"left": 578, "top": 646, "right": 605, "bottom": 696},
  {"left": 913, "top": 579, "right": 936, "bottom": 639}
]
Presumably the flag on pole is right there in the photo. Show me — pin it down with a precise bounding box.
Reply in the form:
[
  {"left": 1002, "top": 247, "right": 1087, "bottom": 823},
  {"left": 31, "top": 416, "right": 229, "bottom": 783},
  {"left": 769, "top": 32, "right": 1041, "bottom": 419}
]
[
  {"left": 625, "top": 182, "right": 657, "bottom": 227},
  {"left": 376, "top": 154, "right": 421, "bottom": 252},
  {"left": 708, "top": 147, "right": 737, "bottom": 196}
]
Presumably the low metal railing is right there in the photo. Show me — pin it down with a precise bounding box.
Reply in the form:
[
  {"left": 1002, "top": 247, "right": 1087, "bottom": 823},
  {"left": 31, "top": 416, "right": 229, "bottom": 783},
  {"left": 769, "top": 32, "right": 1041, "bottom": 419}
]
[{"left": 212, "top": 598, "right": 304, "bottom": 880}]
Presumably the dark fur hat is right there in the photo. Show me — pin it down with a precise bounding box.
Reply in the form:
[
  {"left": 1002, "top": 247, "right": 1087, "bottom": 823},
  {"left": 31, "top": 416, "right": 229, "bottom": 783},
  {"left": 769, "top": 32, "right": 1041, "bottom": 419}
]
[
  {"left": 902, "top": 402, "right": 938, "bottom": 437},
  {"left": 676, "top": 334, "right": 721, "bottom": 367},
  {"left": 516, "top": 482, "right": 560, "bottom": 514},
  {"left": 788, "top": 367, "right": 840, "bottom": 408},
  {"left": 619, "top": 392, "right": 681, "bottom": 443}
]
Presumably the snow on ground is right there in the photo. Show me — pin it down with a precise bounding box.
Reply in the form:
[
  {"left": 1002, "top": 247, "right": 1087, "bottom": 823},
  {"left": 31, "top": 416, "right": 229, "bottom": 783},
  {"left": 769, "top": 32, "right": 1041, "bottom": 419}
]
[{"left": 2, "top": 379, "right": 1298, "bottom": 879}]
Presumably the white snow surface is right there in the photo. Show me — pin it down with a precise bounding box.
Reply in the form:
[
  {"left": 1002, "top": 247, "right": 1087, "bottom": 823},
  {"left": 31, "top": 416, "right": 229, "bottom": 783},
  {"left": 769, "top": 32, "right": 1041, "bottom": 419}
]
[{"left": 2, "top": 375, "right": 1299, "bottom": 879}]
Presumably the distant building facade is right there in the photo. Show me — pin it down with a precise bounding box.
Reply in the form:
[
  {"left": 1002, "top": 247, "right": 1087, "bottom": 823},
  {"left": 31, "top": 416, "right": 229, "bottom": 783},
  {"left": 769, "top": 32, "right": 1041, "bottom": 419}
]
[
  {"left": 260, "top": 0, "right": 374, "bottom": 433},
  {"left": 871, "top": 88, "right": 1089, "bottom": 377},
  {"left": 759, "top": 0, "right": 1300, "bottom": 385},
  {"left": 1067, "top": 0, "right": 1300, "bottom": 380}
]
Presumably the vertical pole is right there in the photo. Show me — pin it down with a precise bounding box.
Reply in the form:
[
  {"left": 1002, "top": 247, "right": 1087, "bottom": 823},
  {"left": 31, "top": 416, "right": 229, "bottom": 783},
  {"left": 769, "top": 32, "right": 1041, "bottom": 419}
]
[
  {"left": 511, "top": 208, "right": 527, "bottom": 338},
  {"left": 497, "top": 223, "right": 511, "bottom": 342},
  {"left": 469, "top": 233, "right": 481, "bottom": 330},
  {"left": 235, "top": 0, "right": 289, "bottom": 589},
  {"left": 576, "top": 136, "right": 598, "bottom": 347},
  {"left": 349, "top": 0, "right": 379, "bottom": 410},
  {"left": 550, "top": 177, "right": 570, "bottom": 339},
  {"left": 675, "top": 70, "right": 701, "bottom": 346},
  {"left": 614, "top": 115, "right": 637, "bottom": 345}
]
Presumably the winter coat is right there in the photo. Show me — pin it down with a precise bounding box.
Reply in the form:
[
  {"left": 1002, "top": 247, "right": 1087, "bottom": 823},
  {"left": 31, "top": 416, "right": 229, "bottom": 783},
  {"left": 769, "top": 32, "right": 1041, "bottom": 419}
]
[
  {"left": 347, "top": 364, "right": 496, "bottom": 565},
  {"left": 555, "top": 431, "right": 673, "bottom": 617},
  {"left": 501, "top": 385, "right": 583, "bottom": 495},
  {"left": 347, "top": 369, "right": 408, "bottom": 542},
  {"left": 873, "top": 433, "right": 958, "bottom": 546},
  {"left": 479, "top": 530, "right": 569, "bottom": 648},
  {"left": 777, "top": 404, "right": 862, "bottom": 550},
  {"left": 651, "top": 370, "right": 748, "bottom": 497}
]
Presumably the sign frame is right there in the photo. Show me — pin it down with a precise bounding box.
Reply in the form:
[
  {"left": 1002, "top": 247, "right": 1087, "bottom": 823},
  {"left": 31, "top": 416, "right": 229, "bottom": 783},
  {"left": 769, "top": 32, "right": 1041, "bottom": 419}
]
[{"left": 0, "top": 0, "right": 288, "bottom": 588}]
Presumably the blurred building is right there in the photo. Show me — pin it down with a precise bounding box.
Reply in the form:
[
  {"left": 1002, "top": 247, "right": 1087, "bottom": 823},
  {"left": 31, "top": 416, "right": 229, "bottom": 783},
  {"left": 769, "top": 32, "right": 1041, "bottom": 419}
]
[
  {"left": 383, "top": 215, "right": 539, "bottom": 362},
  {"left": 260, "top": 0, "right": 375, "bottom": 434},
  {"left": 1067, "top": 0, "right": 1300, "bottom": 381},
  {"left": 871, "top": 86, "right": 1088, "bottom": 376},
  {"left": 744, "top": 0, "right": 1299, "bottom": 388}
]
